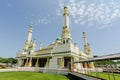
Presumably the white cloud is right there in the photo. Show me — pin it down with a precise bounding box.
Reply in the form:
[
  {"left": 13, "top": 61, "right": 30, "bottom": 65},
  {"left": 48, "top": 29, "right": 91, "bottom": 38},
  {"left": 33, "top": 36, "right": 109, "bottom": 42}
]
[
  {"left": 57, "top": 0, "right": 120, "bottom": 28},
  {"left": 26, "top": 15, "right": 51, "bottom": 26}
]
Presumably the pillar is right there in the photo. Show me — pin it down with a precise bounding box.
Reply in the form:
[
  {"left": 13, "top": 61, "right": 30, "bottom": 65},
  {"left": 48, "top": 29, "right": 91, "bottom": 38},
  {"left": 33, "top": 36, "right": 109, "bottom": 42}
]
[
  {"left": 71, "top": 57, "right": 75, "bottom": 69},
  {"left": 28, "top": 57, "right": 32, "bottom": 67},
  {"left": 61, "top": 58, "right": 64, "bottom": 67},
  {"left": 35, "top": 58, "right": 39, "bottom": 67},
  {"left": 21, "top": 59, "right": 25, "bottom": 66},
  {"left": 59, "top": 58, "right": 64, "bottom": 67},
  {"left": 17, "top": 59, "right": 23, "bottom": 67},
  {"left": 25, "top": 58, "right": 29, "bottom": 67},
  {"left": 73, "top": 63, "right": 77, "bottom": 68},
  {"left": 45, "top": 57, "right": 49, "bottom": 67},
  {"left": 89, "top": 62, "right": 94, "bottom": 68},
  {"left": 84, "top": 62, "right": 87, "bottom": 68}
]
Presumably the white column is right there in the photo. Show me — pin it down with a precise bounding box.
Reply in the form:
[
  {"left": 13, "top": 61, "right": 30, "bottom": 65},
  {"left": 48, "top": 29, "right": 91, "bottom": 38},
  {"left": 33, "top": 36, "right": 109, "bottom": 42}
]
[
  {"left": 17, "top": 59, "right": 23, "bottom": 67},
  {"left": 27, "top": 32, "right": 32, "bottom": 42},
  {"left": 28, "top": 57, "right": 32, "bottom": 67},
  {"left": 35, "top": 58, "right": 39, "bottom": 67},
  {"left": 27, "top": 27, "right": 33, "bottom": 42},
  {"left": 83, "top": 32, "right": 87, "bottom": 45},
  {"left": 64, "top": 15, "right": 69, "bottom": 27}
]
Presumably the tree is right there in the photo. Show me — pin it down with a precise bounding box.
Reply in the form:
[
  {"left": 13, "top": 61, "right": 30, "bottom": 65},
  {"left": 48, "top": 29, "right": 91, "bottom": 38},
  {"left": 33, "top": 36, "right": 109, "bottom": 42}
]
[
  {"left": 7, "top": 58, "right": 17, "bottom": 64},
  {"left": 0, "top": 57, "right": 17, "bottom": 64},
  {"left": 0, "top": 57, "right": 2, "bottom": 62}
]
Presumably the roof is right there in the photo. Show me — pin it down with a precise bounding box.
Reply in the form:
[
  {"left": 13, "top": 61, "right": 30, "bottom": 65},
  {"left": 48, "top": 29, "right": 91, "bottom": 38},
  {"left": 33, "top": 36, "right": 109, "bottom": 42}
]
[
  {"left": 55, "top": 37, "right": 61, "bottom": 41},
  {"left": 73, "top": 53, "right": 120, "bottom": 63}
]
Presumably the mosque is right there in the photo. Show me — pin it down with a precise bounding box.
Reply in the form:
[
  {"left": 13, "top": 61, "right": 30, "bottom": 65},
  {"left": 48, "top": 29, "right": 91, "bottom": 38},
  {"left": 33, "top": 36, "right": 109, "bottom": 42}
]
[{"left": 16, "top": 7, "right": 94, "bottom": 70}]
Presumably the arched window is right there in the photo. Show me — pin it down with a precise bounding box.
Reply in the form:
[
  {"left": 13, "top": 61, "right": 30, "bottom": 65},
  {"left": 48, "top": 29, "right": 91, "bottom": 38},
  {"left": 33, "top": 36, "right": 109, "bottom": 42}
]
[
  {"left": 66, "top": 40, "right": 68, "bottom": 43},
  {"left": 63, "top": 40, "right": 65, "bottom": 44},
  {"left": 28, "top": 51, "right": 30, "bottom": 55}
]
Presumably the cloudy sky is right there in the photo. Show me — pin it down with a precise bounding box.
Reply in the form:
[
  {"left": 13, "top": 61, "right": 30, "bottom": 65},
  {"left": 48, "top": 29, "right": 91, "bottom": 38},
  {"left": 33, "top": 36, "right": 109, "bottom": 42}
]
[{"left": 0, "top": 0, "right": 120, "bottom": 58}]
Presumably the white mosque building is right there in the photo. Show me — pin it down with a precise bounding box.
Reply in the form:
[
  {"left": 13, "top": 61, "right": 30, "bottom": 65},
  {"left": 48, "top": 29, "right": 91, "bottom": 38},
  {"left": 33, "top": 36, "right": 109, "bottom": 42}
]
[{"left": 16, "top": 7, "right": 94, "bottom": 70}]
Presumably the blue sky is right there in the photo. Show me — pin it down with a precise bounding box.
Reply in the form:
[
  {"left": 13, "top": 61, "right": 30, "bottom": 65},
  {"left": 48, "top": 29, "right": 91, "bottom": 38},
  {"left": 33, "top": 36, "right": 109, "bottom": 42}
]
[{"left": 0, "top": 0, "right": 120, "bottom": 58}]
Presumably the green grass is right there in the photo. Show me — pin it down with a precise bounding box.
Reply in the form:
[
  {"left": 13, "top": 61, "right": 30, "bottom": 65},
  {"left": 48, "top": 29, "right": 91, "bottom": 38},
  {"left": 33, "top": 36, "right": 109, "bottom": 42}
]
[
  {"left": 0, "top": 72, "right": 69, "bottom": 80},
  {"left": 88, "top": 72, "right": 120, "bottom": 80}
]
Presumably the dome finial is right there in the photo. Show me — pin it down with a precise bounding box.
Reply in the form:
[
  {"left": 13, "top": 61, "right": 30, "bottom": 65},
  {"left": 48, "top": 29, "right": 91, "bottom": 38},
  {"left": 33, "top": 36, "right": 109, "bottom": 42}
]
[
  {"left": 29, "top": 25, "right": 33, "bottom": 29},
  {"left": 64, "top": 6, "right": 67, "bottom": 9}
]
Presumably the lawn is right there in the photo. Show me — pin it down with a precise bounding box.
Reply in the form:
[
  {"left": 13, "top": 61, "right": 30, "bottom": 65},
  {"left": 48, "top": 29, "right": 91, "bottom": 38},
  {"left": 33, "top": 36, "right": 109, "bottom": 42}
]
[
  {"left": 88, "top": 72, "right": 120, "bottom": 80},
  {"left": 0, "top": 72, "right": 69, "bottom": 80}
]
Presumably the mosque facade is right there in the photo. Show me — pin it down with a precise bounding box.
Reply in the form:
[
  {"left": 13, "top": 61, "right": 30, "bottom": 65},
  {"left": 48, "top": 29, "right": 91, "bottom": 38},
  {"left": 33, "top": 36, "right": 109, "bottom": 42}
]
[{"left": 16, "top": 7, "right": 94, "bottom": 70}]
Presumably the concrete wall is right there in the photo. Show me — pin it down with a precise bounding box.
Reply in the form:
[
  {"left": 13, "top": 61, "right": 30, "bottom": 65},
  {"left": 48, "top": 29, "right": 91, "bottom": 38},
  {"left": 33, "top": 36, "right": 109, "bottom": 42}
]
[
  {"left": 49, "top": 56, "right": 63, "bottom": 69},
  {"left": 53, "top": 43, "right": 71, "bottom": 53}
]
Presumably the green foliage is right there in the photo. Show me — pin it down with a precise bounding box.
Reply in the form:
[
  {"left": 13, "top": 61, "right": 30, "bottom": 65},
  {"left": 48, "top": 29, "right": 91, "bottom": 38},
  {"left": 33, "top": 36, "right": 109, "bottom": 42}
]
[
  {"left": 7, "top": 58, "right": 17, "bottom": 64},
  {"left": 0, "top": 57, "right": 2, "bottom": 62},
  {"left": 94, "top": 60, "right": 119, "bottom": 65},
  {"left": 89, "top": 72, "right": 120, "bottom": 80},
  {"left": 0, "top": 57, "right": 17, "bottom": 64},
  {"left": 117, "top": 61, "right": 120, "bottom": 64},
  {"left": 0, "top": 72, "right": 69, "bottom": 80}
]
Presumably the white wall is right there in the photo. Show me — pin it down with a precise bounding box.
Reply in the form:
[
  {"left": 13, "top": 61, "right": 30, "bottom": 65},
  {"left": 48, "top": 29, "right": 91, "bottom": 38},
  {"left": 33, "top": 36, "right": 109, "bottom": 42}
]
[
  {"left": 53, "top": 43, "right": 71, "bottom": 53},
  {"left": 49, "top": 56, "right": 63, "bottom": 69}
]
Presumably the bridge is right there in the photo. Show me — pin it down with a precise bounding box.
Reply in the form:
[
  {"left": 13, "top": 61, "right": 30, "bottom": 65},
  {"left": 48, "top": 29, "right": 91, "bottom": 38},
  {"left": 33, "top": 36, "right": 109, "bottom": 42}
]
[
  {"left": 72, "top": 53, "right": 120, "bottom": 80},
  {"left": 74, "top": 53, "right": 120, "bottom": 63}
]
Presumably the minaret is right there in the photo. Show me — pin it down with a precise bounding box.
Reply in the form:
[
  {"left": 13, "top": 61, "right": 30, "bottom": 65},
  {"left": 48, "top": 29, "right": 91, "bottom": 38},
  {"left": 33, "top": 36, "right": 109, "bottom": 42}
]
[
  {"left": 61, "top": 7, "right": 71, "bottom": 44},
  {"left": 83, "top": 32, "right": 88, "bottom": 53},
  {"left": 39, "top": 42, "right": 42, "bottom": 50},
  {"left": 83, "top": 32, "right": 87, "bottom": 45},
  {"left": 63, "top": 6, "right": 69, "bottom": 27},
  {"left": 83, "top": 33, "right": 94, "bottom": 67},
  {"left": 23, "top": 26, "right": 33, "bottom": 54},
  {"left": 32, "top": 38, "right": 36, "bottom": 49},
  {"left": 27, "top": 26, "right": 33, "bottom": 42},
  {"left": 83, "top": 32, "right": 92, "bottom": 56}
]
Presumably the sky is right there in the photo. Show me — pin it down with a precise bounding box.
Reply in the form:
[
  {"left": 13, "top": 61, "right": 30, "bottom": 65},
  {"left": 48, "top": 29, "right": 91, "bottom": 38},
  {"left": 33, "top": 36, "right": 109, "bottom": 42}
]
[{"left": 0, "top": 0, "right": 120, "bottom": 58}]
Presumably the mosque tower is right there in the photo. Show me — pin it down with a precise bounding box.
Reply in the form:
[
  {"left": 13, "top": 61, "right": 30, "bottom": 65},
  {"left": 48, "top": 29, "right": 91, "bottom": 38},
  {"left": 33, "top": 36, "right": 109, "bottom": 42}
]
[
  {"left": 23, "top": 26, "right": 36, "bottom": 54},
  {"left": 27, "top": 26, "right": 33, "bottom": 42},
  {"left": 83, "top": 32, "right": 88, "bottom": 53},
  {"left": 61, "top": 7, "right": 71, "bottom": 44},
  {"left": 83, "top": 32, "right": 92, "bottom": 57}
]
